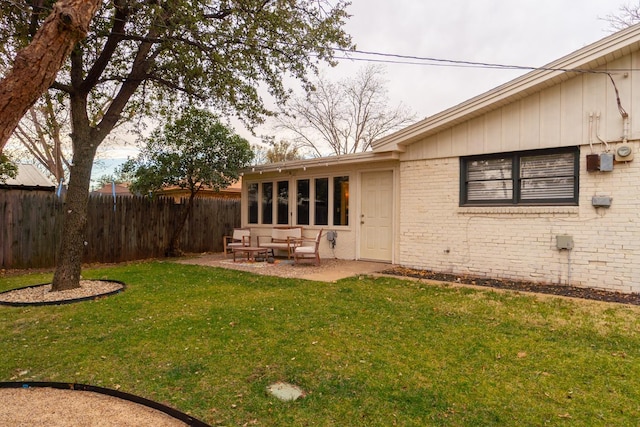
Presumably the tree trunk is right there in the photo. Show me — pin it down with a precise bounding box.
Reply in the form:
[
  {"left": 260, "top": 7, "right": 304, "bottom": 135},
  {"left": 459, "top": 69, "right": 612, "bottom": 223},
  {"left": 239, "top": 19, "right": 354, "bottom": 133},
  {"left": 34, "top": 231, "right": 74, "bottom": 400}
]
[
  {"left": 48, "top": 5, "right": 154, "bottom": 291},
  {"left": 0, "top": 0, "right": 101, "bottom": 149},
  {"left": 51, "top": 129, "right": 98, "bottom": 291},
  {"left": 166, "top": 192, "right": 196, "bottom": 257}
]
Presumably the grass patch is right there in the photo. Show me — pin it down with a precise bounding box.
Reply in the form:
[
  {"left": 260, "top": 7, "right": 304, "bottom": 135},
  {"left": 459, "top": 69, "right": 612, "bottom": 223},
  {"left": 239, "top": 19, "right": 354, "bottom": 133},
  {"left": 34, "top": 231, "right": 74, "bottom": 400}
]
[{"left": 2, "top": 261, "right": 640, "bottom": 425}]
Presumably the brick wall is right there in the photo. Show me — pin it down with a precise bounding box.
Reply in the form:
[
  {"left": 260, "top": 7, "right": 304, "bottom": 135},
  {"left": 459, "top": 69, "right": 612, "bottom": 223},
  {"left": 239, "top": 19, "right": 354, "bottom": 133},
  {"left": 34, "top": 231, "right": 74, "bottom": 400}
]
[{"left": 399, "top": 144, "right": 640, "bottom": 293}]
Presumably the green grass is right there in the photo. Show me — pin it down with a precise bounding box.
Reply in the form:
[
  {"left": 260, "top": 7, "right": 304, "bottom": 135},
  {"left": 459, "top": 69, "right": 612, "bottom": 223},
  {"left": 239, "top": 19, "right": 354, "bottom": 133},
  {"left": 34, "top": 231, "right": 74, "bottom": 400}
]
[{"left": 1, "top": 262, "right": 640, "bottom": 426}]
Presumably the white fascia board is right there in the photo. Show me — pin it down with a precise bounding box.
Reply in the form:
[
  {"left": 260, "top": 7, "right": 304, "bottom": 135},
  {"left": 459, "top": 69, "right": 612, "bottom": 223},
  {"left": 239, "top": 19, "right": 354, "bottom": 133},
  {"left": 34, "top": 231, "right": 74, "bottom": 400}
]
[{"left": 242, "top": 150, "right": 399, "bottom": 174}]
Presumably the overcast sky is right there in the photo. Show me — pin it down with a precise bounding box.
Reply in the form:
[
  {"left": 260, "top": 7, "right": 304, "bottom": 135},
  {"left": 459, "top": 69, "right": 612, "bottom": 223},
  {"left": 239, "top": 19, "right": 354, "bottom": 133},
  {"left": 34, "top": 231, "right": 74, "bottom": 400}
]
[
  {"left": 316, "top": 0, "right": 622, "bottom": 121},
  {"left": 97, "top": 1, "right": 624, "bottom": 171}
]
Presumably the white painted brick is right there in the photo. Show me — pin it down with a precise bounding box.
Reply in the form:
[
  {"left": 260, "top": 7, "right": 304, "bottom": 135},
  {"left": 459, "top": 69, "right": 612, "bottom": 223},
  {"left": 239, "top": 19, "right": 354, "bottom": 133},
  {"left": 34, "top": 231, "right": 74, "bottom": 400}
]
[{"left": 398, "top": 144, "right": 640, "bottom": 293}]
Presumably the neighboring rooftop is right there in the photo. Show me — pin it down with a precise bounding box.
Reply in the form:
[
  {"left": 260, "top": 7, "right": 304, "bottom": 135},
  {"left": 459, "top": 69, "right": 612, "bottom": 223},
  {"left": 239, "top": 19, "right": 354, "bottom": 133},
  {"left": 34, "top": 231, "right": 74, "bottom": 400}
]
[
  {"left": 1, "top": 164, "right": 55, "bottom": 190},
  {"left": 91, "top": 182, "right": 133, "bottom": 196},
  {"left": 90, "top": 180, "right": 242, "bottom": 199}
]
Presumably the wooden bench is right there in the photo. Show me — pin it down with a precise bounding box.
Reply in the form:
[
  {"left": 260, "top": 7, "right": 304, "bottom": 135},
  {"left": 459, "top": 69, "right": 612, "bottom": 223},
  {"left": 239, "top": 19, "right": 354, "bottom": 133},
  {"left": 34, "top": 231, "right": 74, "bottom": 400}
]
[{"left": 257, "top": 227, "right": 302, "bottom": 259}]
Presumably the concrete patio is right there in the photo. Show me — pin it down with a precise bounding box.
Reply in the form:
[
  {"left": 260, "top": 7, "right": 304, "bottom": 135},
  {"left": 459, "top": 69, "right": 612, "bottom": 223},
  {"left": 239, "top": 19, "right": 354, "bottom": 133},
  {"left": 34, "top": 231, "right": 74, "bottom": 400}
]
[{"left": 173, "top": 252, "right": 390, "bottom": 282}]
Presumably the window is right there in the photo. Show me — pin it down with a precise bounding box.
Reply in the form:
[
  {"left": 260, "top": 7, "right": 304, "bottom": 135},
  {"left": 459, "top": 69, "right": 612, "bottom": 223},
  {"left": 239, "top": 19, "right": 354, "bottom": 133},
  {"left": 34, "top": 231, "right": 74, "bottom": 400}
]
[
  {"left": 461, "top": 147, "right": 578, "bottom": 206},
  {"left": 277, "top": 181, "right": 289, "bottom": 224},
  {"left": 262, "top": 182, "right": 273, "bottom": 224},
  {"left": 333, "top": 176, "right": 349, "bottom": 225},
  {"left": 247, "top": 175, "right": 349, "bottom": 226},
  {"left": 297, "top": 179, "right": 310, "bottom": 225},
  {"left": 248, "top": 183, "right": 258, "bottom": 224},
  {"left": 315, "top": 178, "right": 328, "bottom": 226}
]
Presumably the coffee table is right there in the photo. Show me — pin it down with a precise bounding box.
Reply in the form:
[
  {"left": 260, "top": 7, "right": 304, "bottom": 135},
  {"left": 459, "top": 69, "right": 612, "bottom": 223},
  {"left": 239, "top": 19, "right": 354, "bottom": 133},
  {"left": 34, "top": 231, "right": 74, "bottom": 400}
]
[{"left": 232, "top": 246, "right": 269, "bottom": 262}]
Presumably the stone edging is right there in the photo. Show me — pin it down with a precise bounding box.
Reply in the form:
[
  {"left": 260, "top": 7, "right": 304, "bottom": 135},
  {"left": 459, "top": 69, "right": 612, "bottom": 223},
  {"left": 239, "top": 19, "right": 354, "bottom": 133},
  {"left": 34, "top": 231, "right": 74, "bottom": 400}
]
[{"left": 0, "top": 280, "right": 125, "bottom": 307}]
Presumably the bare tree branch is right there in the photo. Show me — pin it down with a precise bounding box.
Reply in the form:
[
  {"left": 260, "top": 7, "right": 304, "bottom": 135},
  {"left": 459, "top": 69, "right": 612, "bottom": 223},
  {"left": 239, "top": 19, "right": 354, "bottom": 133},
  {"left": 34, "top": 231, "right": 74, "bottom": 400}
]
[
  {"left": 601, "top": 2, "right": 640, "bottom": 31},
  {"left": 276, "top": 64, "right": 416, "bottom": 156}
]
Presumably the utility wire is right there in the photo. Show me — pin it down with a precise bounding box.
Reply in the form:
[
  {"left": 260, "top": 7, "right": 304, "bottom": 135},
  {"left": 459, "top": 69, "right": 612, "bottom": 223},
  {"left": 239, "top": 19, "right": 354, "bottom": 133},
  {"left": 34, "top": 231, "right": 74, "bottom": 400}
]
[{"left": 332, "top": 47, "right": 637, "bottom": 74}]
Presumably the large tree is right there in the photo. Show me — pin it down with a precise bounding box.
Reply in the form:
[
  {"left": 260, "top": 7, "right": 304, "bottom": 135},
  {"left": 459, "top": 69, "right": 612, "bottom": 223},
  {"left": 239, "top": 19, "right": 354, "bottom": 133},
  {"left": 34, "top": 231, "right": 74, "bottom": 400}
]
[
  {"left": 276, "top": 64, "right": 415, "bottom": 156},
  {"left": 123, "top": 108, "right": 253, "bottom": 256},
  {"left": 0, "top": 0, "right": 102, "bottom": 148},
  {"left": 0, "top": 1, "right": 352, "bottom": 291}
]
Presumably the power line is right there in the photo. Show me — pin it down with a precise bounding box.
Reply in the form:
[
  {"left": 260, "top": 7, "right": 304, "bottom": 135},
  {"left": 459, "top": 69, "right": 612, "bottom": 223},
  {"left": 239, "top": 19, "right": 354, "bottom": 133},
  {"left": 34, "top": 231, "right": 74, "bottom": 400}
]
[{"left": 332, "top": 47, "right": 638, "bottom": 74}]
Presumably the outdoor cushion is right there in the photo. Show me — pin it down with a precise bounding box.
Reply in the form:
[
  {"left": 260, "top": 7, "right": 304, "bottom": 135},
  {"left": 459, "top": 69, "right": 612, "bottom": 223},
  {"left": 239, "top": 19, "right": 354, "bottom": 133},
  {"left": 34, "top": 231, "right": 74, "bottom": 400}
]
[
  {"left": 258, "top": 227, "right": 302, "bottom": 258},
  {"left": 223, "top": 228, "right": 251, "bottom": 257}
]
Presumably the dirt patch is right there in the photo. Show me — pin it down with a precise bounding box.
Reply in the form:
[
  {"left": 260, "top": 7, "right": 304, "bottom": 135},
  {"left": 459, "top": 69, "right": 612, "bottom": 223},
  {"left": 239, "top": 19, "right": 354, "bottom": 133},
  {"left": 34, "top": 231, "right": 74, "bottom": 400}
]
[{"left": 383, "top": 266, "right": 640, "bottom": 305}]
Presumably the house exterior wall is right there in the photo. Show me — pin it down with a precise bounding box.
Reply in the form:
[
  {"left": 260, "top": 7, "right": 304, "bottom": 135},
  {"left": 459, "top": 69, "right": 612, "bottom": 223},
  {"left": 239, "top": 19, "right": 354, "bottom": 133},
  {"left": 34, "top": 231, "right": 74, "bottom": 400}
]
[
  {"left": 241, "top": 160, "right": 400, "bottom": 261},
  {"left": 397, "top": 52, "right": 640, "bottom": 293},
  {"left": 399, "top": 146, "right": 640, "bottom": 293}
]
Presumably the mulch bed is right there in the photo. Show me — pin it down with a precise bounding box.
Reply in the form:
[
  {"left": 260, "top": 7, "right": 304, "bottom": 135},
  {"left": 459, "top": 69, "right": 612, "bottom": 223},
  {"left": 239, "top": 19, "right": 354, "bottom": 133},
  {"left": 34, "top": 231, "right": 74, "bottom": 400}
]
[{"left": 382, "top": 267, "right": 640, "bottom": 305}]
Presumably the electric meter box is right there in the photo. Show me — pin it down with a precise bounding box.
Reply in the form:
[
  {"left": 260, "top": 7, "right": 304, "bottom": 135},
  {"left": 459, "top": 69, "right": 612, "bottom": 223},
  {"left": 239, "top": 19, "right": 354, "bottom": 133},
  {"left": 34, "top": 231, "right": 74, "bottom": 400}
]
[
  {"left": 586, "top": 154, "right": 600, "bottom": 172},
  {"left": 599, "top": 153, "right": 614, "bottom": 171},
  {"left": 615, "top": 144, "right": 634, "bottom": 161},
  {"left": 556, "top": 235, "right": 574, "bottom": 250}
]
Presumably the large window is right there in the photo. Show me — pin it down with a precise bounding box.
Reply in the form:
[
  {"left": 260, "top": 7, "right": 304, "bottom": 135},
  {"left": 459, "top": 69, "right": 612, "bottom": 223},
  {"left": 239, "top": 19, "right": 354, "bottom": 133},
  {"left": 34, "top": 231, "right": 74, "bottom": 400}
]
[
  {"left": 248, "top": 176, "right": 349, "bottom": 226},
  {"left": 333, "top": 176, "right": 349, "bottom": 225},
  {"left": 297, "top": 176, "right": 348, "bottom": 226},
  {"left": 262, "top": 182, "right": 273, "bottom": 224},
  {"left": 277, "top": 181, "right": 289, "bottom": 224},
  {"left": 461, "top": 147, "right": 579, "bottom": 206},
  {"left": 248, "top": 183, "right": 258, "bottom": 224},
  {"left": 315, "top": 178, "right": 328, "bottom": 226},
  {"left": 297, "top": 179, "right": 310, "bottom": 225}
]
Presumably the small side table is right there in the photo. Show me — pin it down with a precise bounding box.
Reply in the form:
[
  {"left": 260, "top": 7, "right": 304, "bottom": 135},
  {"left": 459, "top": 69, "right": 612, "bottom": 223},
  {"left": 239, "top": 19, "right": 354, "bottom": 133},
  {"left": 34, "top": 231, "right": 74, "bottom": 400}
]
[{"left": 232, "top": 246, "right": 269, "bottom": 262}]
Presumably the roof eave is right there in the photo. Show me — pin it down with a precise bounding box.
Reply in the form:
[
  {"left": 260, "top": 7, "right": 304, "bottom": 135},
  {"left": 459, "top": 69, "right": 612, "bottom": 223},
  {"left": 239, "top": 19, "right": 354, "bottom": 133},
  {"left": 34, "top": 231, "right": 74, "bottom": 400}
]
[{"left": 242, "top": 150, "right": 400, "bottom": 174}]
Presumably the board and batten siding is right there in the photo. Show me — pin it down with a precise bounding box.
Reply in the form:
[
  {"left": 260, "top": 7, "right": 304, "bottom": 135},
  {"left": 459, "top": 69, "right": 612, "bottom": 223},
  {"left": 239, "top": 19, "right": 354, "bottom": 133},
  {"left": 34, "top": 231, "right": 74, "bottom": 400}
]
[{"left": 402, "top": 53, "right": 638, "bottom": 161}]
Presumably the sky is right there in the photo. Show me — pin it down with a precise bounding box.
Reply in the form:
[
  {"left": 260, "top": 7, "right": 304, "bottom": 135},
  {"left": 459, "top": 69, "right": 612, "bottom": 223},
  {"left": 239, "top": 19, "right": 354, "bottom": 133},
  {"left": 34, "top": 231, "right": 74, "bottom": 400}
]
[
  {"left": 318, "top": 0, "right": 622, "bottom": 121},
  {"left": 93, "top": 0, "right": 625, "bottom": 178}
]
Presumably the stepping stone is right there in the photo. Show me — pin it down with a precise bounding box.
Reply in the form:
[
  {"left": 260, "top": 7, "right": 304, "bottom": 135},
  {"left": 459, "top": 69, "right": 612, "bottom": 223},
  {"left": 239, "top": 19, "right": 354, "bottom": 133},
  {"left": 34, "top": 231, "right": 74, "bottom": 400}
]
[{"left": 266, "top": 382, "right": 305, "bottom": 401}]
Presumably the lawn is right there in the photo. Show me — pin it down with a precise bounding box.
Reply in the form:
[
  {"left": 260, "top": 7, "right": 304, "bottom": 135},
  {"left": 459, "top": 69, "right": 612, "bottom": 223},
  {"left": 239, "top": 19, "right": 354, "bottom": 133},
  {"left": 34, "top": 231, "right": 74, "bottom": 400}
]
[{"left": 1, "top": 261, "right": 639, "bottom": 426}]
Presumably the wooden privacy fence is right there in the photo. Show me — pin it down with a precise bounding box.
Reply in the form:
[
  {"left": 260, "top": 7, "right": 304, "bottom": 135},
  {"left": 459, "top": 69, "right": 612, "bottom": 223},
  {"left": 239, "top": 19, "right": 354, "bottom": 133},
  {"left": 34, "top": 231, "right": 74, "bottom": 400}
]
[{"left": 0, "top": 191, "right": 241, "bottom": 269}]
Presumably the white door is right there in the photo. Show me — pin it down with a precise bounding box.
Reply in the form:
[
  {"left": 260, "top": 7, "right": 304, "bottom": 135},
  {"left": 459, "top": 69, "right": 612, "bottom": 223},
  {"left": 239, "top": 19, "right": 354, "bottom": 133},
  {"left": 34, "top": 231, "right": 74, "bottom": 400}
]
[{"left": 360, "top": 170, "right": 393, "bottom": 261}]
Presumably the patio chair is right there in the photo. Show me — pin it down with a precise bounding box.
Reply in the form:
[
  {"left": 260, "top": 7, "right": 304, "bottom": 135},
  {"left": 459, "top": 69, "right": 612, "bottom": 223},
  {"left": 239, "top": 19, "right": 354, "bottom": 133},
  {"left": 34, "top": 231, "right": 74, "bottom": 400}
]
[
  {"left": 293, "top": 228, "right": 323, "bottom": 266},
  {"left": 223, "top": 228, "right": 251, "bottom": 258}
]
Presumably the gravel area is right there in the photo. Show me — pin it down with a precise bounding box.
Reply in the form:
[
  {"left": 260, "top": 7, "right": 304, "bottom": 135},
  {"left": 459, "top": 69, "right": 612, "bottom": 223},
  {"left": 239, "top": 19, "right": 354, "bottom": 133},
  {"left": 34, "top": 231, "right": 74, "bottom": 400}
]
[
  {"left": 0, "top": 280, "right": 123, "bottom": 304},
  {"left": 0, "top": 280, "right": 195, "bottom": 426},
  {"left": 0, "top": 387, "right": 188, "bottom": 427}
]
